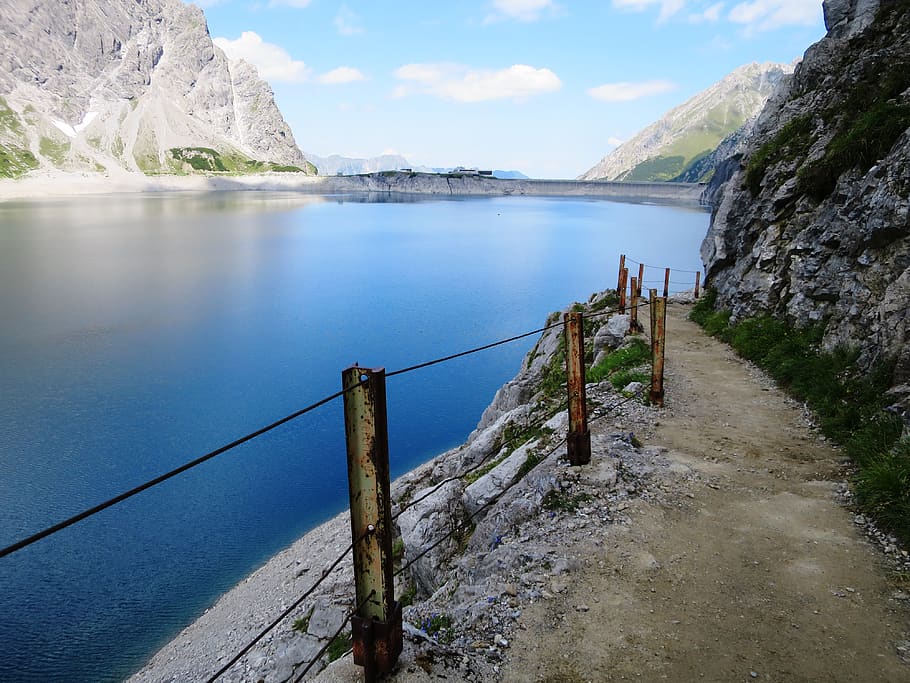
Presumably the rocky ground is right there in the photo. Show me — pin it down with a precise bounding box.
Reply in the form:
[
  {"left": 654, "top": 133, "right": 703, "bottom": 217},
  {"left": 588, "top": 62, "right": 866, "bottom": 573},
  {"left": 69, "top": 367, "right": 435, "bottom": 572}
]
[{"left": 130, "top": 297, "right": 910, "bottom": 683}]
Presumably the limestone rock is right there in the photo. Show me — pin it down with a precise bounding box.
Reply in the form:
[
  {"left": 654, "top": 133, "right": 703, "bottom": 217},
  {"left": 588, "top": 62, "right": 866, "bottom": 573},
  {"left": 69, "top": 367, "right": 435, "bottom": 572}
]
[
  {"left": 593, "top": 313, "right": 630, "bottom": 364},
  {"left": 702, "top": 0, "right": 909, "bottom": 426},
  {"left": 0, "top": 0, "right": 311, "bottom": 177},
  {"left": 397, "top": 480, "right": 466, "bottom": 594}
]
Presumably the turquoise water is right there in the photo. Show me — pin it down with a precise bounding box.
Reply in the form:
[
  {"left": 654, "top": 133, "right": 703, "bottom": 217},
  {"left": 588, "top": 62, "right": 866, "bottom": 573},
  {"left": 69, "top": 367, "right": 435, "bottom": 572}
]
[{"left": 0, "top": 192, "right": 708, "bottom": 681}]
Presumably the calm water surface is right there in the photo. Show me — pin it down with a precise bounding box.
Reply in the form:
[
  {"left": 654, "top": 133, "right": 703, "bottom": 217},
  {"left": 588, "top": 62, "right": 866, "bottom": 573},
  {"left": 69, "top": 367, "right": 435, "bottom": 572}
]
[{"left": 0, "top": 192, "right": 708, "bottom": 681}]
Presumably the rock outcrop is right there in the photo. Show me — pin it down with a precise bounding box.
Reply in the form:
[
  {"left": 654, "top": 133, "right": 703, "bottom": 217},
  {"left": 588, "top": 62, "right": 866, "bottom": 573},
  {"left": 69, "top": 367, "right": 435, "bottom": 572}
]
[
  {"left": 0, "top": 0, "right": 312, "bottom": 177},
  {"left": 701, "top": 0, "right": 909, "bottom": 418},
  {"left": 581, "top": 62, "right": 793, "bottom": 183}
]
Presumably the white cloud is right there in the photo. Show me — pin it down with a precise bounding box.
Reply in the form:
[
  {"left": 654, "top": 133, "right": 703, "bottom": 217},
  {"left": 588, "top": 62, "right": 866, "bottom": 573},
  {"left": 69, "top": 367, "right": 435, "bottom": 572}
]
[
  {"left": 728, "top": 0, "right": 821, "bottom": 31},
  {"left": 612, "top": 0, "right": 686, "bottom": 22},
  {"left": 213, "top": 31, "right": 310, "bottom": 83},
  {"left": 608, "top": 136, "right": 625, "bottom": 147},
  {"left": 689, "top": 2, "right": 724, "bottom": 22},
  {"left": 587, "top": 79, "right": 677, "bottom": 102},
  {"left": 317, "top": 67, "right": 366, "bottom": 84},
  {"left": 393, "top": 63, "right": 562, "bottom": 103},
  {"left": 335, "top": 6, "right": 364, "bottom": 35},
  {"left": 266, "top": 0, "right": 313, "bottom": 7},
  {"left": 485, "top": 0, "right": 558, "bottom": 23}
]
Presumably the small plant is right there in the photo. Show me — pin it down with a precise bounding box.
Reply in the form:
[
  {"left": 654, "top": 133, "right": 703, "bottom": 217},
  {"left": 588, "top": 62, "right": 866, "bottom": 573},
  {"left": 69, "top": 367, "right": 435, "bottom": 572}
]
[
  {"left": 855, "top": 439, "right": 910, "bottom": 547},
  {"left": 420, "top": 612, "right": 454, "bottom": 642},
  {"left": 743, "top": 114, "right": 814, "bottom": 197},
  {"left": 588, "top": 338, "right": 651, "bottom": 385},
  {"left": 542, "top": 490, "right": 594, "bottom": 512},
  {"left": 326, "top": 632, "right": 353, "bottom": 662},
  {"left": 392, "top": 537, "right": 405, "bottom": 563},
  {"left": 291, "top": 607, "right": 314, "bottom": 634},
  {"left": 398, "top": 582, "right": 418, "bottom": 608}
]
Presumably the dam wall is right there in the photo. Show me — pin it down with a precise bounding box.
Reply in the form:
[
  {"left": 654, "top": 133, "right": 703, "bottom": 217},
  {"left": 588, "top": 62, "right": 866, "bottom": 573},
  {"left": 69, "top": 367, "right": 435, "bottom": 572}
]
[{"left": 308, "top": 173, "right": 706, "bottom": 206}]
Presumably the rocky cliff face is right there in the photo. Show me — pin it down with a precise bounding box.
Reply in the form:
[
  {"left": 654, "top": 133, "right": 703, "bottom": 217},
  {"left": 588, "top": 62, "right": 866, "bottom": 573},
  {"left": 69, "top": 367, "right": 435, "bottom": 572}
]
[
  {"left": 0, "top": 0, "right": 312, "bottom": 176},
  {"left": 581, "top": 62, "right": 793, "bottom": 183},
  {"left": 702, "top": 0, "right": 909, "bottom": 414}
]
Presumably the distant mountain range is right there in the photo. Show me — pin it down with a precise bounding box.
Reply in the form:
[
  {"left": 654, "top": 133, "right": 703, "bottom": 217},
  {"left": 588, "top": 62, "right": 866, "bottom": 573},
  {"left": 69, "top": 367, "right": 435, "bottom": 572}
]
[
  {"left": 307, "top": 152, "right": 528, "bottom": 179},
  {"left": 580, "top": 62, "right": 793, "bottom": 183},
  {"left": 0, "top": 0, "right": 313, "bottom": 178}
]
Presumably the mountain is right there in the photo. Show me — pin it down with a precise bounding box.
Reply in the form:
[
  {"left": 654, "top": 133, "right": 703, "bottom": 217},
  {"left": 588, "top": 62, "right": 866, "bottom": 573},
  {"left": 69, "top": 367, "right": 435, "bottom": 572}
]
[
  {"left": 306, "top": 153, "right": 414, "bottom": 176},
  {"left": 580, "top": 62, "right": 793, "bottom": 183},
  {"left": 702, "top": 0, "right": 909, "bottom": 417},
  {"left": 492, "top": 170, "right": 530, "bottom": 179},
  {"left": 0, "top": 0, "right": 313, "bottom": 178}
]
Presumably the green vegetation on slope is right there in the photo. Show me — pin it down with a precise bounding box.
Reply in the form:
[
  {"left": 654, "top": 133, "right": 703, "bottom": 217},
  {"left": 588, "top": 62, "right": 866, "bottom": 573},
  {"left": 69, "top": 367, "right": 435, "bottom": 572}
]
[
  {"left": 39, "top": 136, "right": 71, "bottom": 166},
  {"left": 624, "top": 105, "right": 748, "bottom": 182},
  {"left": 168, "top": 147, "right": 306, "bottom": 175},
  {"left": 691, "top": 289, "right": 908, "bottom": 544},
  {"left": 0, "top": 97, "right": 39, "bottom": 178},
  {"left": 744, "top": 6, "right": 910, "bottom": 202},
  {"left": 588, "top": 338, "right": 651, "bottom": 392}
]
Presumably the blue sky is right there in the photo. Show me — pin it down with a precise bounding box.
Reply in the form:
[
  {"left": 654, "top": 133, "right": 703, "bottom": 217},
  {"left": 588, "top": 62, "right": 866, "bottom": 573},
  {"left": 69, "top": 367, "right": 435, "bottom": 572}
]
[{"left": 193, "top": 0, "right": 827, "bottom": 178}]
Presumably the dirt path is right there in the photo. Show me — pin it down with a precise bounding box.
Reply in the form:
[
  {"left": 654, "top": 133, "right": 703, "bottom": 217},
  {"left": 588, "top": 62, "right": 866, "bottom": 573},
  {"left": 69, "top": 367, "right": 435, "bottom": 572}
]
[{"left": 503, "top": 302, "right": 910, "bottom": 682}]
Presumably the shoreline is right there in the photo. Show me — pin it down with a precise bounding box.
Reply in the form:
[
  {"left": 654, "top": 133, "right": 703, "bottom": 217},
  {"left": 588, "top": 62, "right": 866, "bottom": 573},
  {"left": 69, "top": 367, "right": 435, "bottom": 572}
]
[{"left": 0, "top": 170, "right": 707, "bottom": 207}]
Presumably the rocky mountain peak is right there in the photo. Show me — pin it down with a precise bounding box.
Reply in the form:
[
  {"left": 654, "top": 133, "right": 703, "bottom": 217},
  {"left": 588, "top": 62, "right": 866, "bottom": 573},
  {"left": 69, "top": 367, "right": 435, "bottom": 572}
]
[
  {"left": 580, "top": 61, "right": 793, "bottom": 183},
  {"left": 0, "top": 0, "right": 313, "bottom": 177}
]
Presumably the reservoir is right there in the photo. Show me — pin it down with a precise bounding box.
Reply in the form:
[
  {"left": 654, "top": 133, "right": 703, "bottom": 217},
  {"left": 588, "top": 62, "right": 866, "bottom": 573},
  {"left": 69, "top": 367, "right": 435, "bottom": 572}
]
[{"left": 0, "top": 192, "right": 708, "bottom": 681}]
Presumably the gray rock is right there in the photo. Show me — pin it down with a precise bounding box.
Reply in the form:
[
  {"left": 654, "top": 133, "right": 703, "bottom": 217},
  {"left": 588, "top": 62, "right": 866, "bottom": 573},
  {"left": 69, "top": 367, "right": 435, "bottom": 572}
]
[
  {"left": 271, "top": 635, "right": 323, "bottom": 683},
  {"left": 0, "top": 0, "right": 312, "bottom": 175},
  {"left": 593, "top": 314, "right": 630, "bottom": 363},
  {"left": 306, "top": 601, "right": 347, "bottom": 640},
  {"left": 702, "top": 1, "right": 908, "bottom": 421},
  {"left": 397, "top": 480, "right": 466, "bottom": 594},
  {"left": 462, "top": 440, "right": 541, "bottom": 517},
  {"left": 622, "top": 381, "right": 645, "bottom": 396}
]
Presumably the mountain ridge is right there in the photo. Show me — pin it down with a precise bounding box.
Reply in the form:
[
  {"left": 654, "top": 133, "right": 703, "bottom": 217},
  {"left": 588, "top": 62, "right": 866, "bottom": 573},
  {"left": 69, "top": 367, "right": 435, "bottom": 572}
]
[{"left": 581, "top": 61, "right": 794, "bottom": 183}]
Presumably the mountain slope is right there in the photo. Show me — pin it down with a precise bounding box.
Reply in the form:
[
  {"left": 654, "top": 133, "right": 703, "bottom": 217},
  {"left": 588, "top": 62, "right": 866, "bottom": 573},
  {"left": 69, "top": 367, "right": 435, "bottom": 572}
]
[
  {"left": 701, "top": 0, "right": 910, "bottom": 414},
  {"left": 581, "top": 62, "right": 793, "bottom": 182},
  {"left": 0, "top": 0, "right": 313, "bottom": 177}
]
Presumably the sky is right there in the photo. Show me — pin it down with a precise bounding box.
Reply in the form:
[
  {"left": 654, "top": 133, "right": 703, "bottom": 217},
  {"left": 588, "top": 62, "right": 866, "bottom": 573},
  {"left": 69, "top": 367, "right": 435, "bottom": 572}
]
[{"left": 192, "top": 0, "right": 828, "bottom": 179}]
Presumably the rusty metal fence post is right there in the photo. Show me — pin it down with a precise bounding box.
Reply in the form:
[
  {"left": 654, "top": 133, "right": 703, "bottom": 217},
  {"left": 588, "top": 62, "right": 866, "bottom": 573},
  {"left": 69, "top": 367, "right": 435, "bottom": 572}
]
[
  {"left": 694, "top": 271, "right": 701, "bottom": 298},
  {"left": 564, "top": 312, "right": 591, "bottom": 465},
  {"left": 341, "top": 366, "right": 402, "bottom": 681},
  {"left": 619, "top": 267, "right": 628, "bottom": 314},
  {"left": 637, "top": 263, "right": 644, "bottom": 293},
  {"left": 629, "top": 276, "right": 640, "bottom": 334},
  {"left": 617, "top": 254, "right": 626, "bottom": 297},
  {"left": 663, "top": 268, "right": 670, "bottom": 298},
  {"left": 648, "top": 293, "right": 667, "bottom": 407}
]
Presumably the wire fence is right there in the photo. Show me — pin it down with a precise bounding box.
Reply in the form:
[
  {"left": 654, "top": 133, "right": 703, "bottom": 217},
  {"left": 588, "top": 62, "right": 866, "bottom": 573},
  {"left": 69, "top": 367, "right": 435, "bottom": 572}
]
[{"left": 2, "top": 254, "right": 687, "bottom": 681}]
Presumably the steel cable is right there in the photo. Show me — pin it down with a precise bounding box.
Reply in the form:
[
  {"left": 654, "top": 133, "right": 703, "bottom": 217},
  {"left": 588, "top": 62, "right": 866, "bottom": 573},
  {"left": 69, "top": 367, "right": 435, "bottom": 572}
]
[
  {"left": 206, "top": 530, "right": 369, "bottom": 683},
  {"left": 0, "top": 384, "right": 361, "bottom": 559},
  {"left": 623, "top": 256, "right": 701, "bottom": 275},
  {"left": 391, "top": 398, "right": 569, "bottom": 522},
  {"left": 386, "top": 322, "right": 564, "bottom": 378},
  {"left": 288, "top": 589, "right": 376, "bottom": 683}
]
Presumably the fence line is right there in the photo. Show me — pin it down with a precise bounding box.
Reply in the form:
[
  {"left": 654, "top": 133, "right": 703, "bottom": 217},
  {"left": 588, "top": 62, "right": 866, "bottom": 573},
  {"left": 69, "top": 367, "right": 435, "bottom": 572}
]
[
  {"left": 623, "top": 255, "right": 701, "bottom": 275},
  {"left": 4, "top": 257, "right": 689, "bottom": 681}
]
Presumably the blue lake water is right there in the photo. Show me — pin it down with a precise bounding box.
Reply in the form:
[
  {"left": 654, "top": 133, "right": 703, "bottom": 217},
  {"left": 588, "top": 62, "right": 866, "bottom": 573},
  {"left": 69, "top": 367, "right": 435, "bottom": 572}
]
[{"left": 0, "top": 191, "right": 708, "bottom": 681}]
